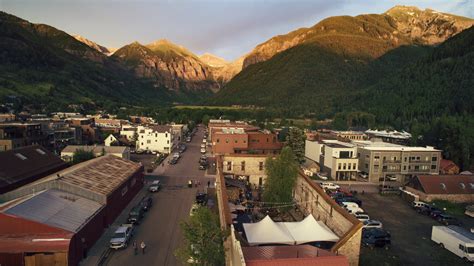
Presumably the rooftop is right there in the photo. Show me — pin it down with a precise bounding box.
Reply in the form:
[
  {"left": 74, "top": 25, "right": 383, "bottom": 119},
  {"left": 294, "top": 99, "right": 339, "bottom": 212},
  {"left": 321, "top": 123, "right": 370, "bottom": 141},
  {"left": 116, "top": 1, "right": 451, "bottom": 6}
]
[
  {"left": 46, "top": 155, "right": 141, "bottom": 196},
  {"left": 150, "top": 125, "right": 172, "bottom": 133},
  {"left": 365, "top": 129, "right": 412, "bottom": 139},
  {"left": 415, "top": 175, "right": 474, "bottom": 194},
  {"left": 353, "top": 140, "right": 439, "bottom": 151},
  {"left": 0, "top": 145, "right": 68, "bottom": 194},
  {"left": 61, "top": 145, "right": 129, "bottom": 154},
  {"left": 4, "top": 189, "right": 104, "bottom": 233}
]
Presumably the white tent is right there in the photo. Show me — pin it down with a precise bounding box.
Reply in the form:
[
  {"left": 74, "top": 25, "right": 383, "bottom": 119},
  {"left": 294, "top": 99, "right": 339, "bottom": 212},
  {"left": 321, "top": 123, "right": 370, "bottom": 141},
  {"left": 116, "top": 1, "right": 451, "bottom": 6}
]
[
  {"left": 284, "top": 214, "right": 339, "bottom": 244},
  {"left": 243, "top": 216, "right": 294, "bottom": 246},
  {"left": 243, "top": 215, "right": 339, "bottom": 246}
]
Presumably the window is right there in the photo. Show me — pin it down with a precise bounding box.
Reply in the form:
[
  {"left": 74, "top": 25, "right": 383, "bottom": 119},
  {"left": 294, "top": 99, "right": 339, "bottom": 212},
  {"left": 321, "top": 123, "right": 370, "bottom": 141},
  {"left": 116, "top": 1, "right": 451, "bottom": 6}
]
[
  {"left": 414, "top": 165, "right": 419, "bottom": 170},
  {"left": 383, "top": 165, "right": 387, "bottom": 170},
  {"left": 235, "top": 140, "right": 238, "bottom": 143},
  {"left": 226, "top": 139, "right": 229, "bottom": 143},
  {"left": 147, "top": 140, "right": 151, "bottom": 144},
  {"left": 121, "top": 186, "right": 128, "bottom": 196},
  {"left": 217, "top": 138, "right": 220, "bottom": 143},
  {"left": 404, "top": 157, "right": 408, "bottom": 162},
  {"left": 365, "top": 163, "right": 368, "bottom": 168},
  {"left": 431, "top": 165, "right": 437, "bottom": 170},
  {"left": 459, "top": 245, "right": 465, "bottom": 251},
  {"left": 241, "top": 161, "right": 245, "bottom": 171},
  {"left": 343, "top": 163, "right": 346, "bottom": 170},
  {"left": 141, "top": 142, "right": 144, "bottom": 145},
  {"left": 403, "top": 166, "right": 407, "bottom": 170},
  {"left": 266, "top": 138, "right": 269, "bottom": 142},
  {"left": 227, "top": 162, "right": 232, "bottom": 171},
  {"left": 338, "top": 163, "right": 341, "bottom": 170},
  {"left": 165, "top": 133, "right": 168, "bottom": 138},
  {"left": 432, "top": 156, "right": 438, "bottom": 162},
  {"left": 353, "top": 163, "right": 356, "bottom": 170},
  {"left": 374, "top": 156, "right": 380, "bottom": 159},
  {"left": 347, "top": 164, "right": 351, "bottom": 170},
  {"left": 259, "top": 162, "right": 264, "bottom": 171},
  {"left": 167, "top": 140, "right": 170, "bottom": 144}
]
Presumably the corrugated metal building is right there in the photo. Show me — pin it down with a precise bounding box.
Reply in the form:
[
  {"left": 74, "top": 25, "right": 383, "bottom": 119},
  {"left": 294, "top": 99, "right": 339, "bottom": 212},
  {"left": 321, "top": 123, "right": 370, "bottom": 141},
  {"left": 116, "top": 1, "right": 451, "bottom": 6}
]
[{"left": 0, "top": 155, "right": 144, "bottom": 266}]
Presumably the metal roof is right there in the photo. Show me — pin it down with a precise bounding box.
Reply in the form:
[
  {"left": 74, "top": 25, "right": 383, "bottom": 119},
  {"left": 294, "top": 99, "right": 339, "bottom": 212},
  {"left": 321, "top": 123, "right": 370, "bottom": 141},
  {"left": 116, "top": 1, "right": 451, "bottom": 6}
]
[
  {"left": 61, "top": 145, "right": 128, "bottom": 154},
  {"left": 4, "top": 189, "right": 103, "bottom": 233}
]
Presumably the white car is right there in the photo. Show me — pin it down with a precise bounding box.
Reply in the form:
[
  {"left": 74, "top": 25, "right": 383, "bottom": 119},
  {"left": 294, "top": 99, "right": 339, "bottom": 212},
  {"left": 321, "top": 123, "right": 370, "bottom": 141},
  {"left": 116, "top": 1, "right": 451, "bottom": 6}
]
[
  {"left": 320, "top": 182, "right": 340, "bottom": 190},
  {"left": 317, "top": 173, "right": 328, "bottom": 180},
  {"left": 200, "top": 143, "right": 206, "bottom": 148},
  {"left": 342, "top": 202, "right": 360, "bottom": 209},
  {"left": 202, "top": 139, "right": 207, "bottom": 143},
  {"left": 363, "top": 220, "right": 383, "bottom": 229},
  {"left": 356, "top": 213, "right": 370, "bottom": 222},
  {"left": 109, "top": 224, "right": 134, "bottom": 249},
  {"left": 346, "top": 206, "right": 365, "bottom": 215},
  {"left": 359, "top": 172, "right": 368, "bottom": 179},
  {"left": 148, "top": 180, "right": 161, "bottom": 192},
  {"left": 200, "top": 148, "right": 206, "bottom": 154}
]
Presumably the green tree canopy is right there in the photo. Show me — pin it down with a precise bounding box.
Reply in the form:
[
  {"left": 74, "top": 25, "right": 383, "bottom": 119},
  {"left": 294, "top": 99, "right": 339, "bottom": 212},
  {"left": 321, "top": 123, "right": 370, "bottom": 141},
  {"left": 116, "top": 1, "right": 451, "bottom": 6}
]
[
  {"left": 175, "top": 207, "right": 225, "bottom": 266},
  {"left": 263, "top": 147, "right": 298, "bottom": 209},
  {"left": 71, "top": 149, "right": 95, "bottom": 165},
  {"left": 286, "top": 127, "right": 306, "bottom": 164}
]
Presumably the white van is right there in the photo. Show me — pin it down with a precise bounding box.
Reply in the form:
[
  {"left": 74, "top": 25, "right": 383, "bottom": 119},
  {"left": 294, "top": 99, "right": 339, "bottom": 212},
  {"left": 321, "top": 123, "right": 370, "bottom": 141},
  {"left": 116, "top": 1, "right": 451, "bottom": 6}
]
[
  {"left": 342, "top": 202, "right": 360, "bottom": 209},
  {"left": 432, "top": 226, "right": 474, "bottom": 262}
]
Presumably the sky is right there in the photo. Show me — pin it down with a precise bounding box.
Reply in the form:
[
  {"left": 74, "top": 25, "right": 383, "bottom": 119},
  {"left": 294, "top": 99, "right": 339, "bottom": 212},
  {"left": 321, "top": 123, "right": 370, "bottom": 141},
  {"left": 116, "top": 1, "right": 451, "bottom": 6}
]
[{"left": 2, "top": 0, "right": 473, "bottom": 61}]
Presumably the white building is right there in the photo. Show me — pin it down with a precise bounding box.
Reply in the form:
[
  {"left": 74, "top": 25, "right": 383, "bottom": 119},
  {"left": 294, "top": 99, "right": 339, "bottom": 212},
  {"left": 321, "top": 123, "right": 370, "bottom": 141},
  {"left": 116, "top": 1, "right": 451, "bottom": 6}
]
[
  {"left": 305, "top": 140, "right": 359, "bottom": 181},
  {"left": 136, "top": 125, "right": 173, "bottom": 153},
  {"left": 120, "top": 124, "right": 138, "bottom": 141}
]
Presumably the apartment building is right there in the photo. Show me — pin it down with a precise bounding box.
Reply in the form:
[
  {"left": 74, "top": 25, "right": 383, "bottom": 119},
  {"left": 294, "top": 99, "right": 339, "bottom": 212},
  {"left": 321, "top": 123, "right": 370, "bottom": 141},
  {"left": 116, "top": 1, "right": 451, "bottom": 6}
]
[
  {"left": 120, "top": 124, "right": 138, "bottom": 141},
  {"left": 136, "top": 125, "right": 173, "bottom": 153},
  {"left": 222, "top": 154, "right": 270, "bottom": 186},
  {"left": 354, "top": 140, "right": 441, "bottom": 183},
  {"left": 305, "top": 140, "right": 359, "bottom": 180},
  {"left": 0, "top": 122, "right": 48, "bottom": 151}
]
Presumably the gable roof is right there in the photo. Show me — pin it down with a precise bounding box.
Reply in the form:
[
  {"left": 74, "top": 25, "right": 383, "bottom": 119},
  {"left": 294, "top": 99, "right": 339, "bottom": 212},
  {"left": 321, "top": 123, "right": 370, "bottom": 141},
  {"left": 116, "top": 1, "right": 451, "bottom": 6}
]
[
  {"left": 416, "top": 175, "right": 474, "bottom": 194},
  {"left": 4, "top": 189, "right": 103, "bottom": 233},
  {"left": 0, "top": 145, "right": 68, "bottom": 194},
  {"left": 440, "top": 159, "right": 459, "bottom": 172}
]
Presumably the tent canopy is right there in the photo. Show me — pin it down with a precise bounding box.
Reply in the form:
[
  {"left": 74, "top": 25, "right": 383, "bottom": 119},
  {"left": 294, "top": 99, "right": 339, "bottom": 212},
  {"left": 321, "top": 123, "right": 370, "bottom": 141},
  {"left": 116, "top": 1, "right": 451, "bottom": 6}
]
[{"left": 243, "top": 215, "right": 339, "bottom": 246}]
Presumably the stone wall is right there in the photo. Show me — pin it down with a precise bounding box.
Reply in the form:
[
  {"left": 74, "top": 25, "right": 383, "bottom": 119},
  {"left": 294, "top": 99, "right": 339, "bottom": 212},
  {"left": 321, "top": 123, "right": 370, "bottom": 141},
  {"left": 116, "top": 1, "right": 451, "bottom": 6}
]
[
  {"left": 405, "top": 187, "right": 474, "bottom": 203},
  {"left": 293, "top": 172, "right": 362, "bottom": 266}
]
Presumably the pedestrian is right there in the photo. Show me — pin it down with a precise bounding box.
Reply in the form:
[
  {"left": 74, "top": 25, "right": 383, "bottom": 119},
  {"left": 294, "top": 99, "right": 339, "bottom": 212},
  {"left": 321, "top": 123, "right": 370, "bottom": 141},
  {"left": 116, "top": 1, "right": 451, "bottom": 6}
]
[
  {"left": 140, "top": 241, "right": 146, "bottom": 254},
  {"left": 195, "top": 180, "right": 198, "bottom": 188},
  {"left": 133, "top": 241, "right": 137, "bottom": 255},
  {"left": 162, "top": 162, "right": 164, "bottom": 167},
  {"left": 207, "top": 180, "right": 210, "bottom": 188}
]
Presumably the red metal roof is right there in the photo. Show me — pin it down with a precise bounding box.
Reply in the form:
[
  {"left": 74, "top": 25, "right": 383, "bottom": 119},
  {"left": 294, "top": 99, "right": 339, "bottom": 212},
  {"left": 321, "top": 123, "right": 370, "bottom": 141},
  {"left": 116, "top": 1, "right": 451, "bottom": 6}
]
[
  {"left": 243, "top": 245, "right": 348, "bottom": 266},
  {"left": 417, "top": 175, "right": 474, "bottom": 194},
  {"left": 0, "top": 213, "right": 72, "bottom": 252},
  {"left": 440, "top": 159, "right": 459, "bottom": 172}
]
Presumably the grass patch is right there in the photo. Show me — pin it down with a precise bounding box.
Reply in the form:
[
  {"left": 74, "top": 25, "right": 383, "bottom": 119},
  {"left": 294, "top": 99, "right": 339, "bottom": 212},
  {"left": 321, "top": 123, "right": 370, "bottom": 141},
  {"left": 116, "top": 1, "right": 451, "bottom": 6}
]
[{"left": 430, "top": 200, "right": 467, "bottom": 216}]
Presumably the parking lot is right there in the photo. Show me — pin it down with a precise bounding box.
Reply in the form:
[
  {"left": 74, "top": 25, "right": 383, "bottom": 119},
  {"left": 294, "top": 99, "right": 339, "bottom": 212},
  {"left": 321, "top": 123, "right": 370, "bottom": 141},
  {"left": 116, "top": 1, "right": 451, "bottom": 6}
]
[{"left": 358, "top": 193, "right": 473, "bottom": 265}]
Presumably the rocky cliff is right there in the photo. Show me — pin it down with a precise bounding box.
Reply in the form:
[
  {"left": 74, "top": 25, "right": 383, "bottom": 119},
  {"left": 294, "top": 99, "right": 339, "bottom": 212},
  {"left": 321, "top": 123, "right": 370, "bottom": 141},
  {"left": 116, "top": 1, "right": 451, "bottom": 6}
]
[
  {"left": 199, "top": 53, "right": 245, "bottom": 84},
  {"left": 242, "top": 6, "right": 474, "bottom": 68},
  {"left": 73, "top": 35, "right": 113, "bottom": 55},
  {"left": 113, "top": 40, "right": 219, "bottom": 92}
]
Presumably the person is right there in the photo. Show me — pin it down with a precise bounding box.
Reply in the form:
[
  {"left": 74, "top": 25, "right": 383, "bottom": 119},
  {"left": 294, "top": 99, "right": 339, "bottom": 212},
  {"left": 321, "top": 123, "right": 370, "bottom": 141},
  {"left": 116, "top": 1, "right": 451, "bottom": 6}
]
[
  {"left": 140, "top": 241, "right": 146, "bottom": 254},
  {"left": 207, "top": 180, "right": 210, "bottom": 188},
  {"left": 133, "top": 241, "right": 137, "bottom": 255},
  {"left": 188, "top": 180, "right": 192, "bottom": 188}
]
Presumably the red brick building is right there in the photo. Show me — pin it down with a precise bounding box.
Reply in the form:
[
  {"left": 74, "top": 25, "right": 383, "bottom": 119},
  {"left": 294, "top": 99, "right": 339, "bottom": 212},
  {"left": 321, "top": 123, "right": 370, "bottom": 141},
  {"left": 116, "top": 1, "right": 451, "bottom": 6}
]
[{"left": 211, "top": 130, "right": 282, "bottom": 155}]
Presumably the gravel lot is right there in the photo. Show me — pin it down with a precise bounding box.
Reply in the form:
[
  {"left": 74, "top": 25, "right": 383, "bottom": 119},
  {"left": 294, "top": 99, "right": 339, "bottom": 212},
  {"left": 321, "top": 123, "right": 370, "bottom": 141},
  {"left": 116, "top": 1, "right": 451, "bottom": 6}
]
[{"left": 358, "top": 193, "right": 473, "bottom": 266}]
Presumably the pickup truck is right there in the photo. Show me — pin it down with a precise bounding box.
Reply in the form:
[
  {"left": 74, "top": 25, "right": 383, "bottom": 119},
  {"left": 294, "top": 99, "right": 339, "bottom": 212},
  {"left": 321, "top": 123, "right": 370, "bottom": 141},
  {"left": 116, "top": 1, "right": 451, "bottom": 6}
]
[{"left": 109, "top": 224, "right": 134, "bottom": 250}]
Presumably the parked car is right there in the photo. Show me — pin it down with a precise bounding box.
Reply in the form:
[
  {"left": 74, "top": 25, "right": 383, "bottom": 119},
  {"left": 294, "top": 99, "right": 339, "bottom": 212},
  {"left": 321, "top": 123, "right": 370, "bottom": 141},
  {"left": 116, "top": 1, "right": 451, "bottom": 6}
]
[
  {"left": 196, "top": 192, "right": 208, "bottom": 205},
  {"left": 432, "top": 225, "right": 474, "bottom": 262},
  {"left": 169, "top": 158, "right": 178, "bottom": 165},
  {"left": 363, "top": 220, "right": 383, "bottom": 229},
  {"left": 430, "top": 210, "right": 445, "bottom": 220},
  {"left": 189, "top": 203, "right": 200, "bottom": 216},
  {"left": 128, "top": 205, "right": 144, "bottom": 224},
  {"left": 148, "top": 180, "right": 161, "bottom": 192},
  {"left": 336, "top": 196, "right": 362, "bottom": 207},
  {"left": 362, "top": 228, "right": 391, "bottom": 249},
  {"left": 412, "top": 201, "right": 429, "bottom": 209},
  {"left": 437, "top": 214, "right": 462, "bottom": 226},
  {"left": 359, "top": 172, "right": 368, "bottom": 179},
  {"left": 342, "top": 202, "right": 360, "bottom": 209},
  {"left": 199, "top": 164, "right": 207, "bottom": 170},
  {"left": 356, "top": 213, "right": 370, "bottom": 222},
  {"left": 320, "top": 182, "right": 340, "bottom": 190},
  {"left": 417, "top": 205, "right": 441, "bottom": 216},
  {"left": 140, "top": 196, "right": 153, "bottom": 211},
  {"left": 316, "top": 173, "right": 328, "bottom": 180},
  {"left": 346, "top": 206, "right": 365, "bottom": 215},
  {"left": 200, "top": 148, "right": 206, "bottom": 154},
  {"left": 186, "top": 137, "right": 192, "bottom": 142},
  {"left": 109, "top": 224, "right": 134, "bottom": 249},
  {"left": 466, "top": 205, "right": 474, "bottom": 218}
]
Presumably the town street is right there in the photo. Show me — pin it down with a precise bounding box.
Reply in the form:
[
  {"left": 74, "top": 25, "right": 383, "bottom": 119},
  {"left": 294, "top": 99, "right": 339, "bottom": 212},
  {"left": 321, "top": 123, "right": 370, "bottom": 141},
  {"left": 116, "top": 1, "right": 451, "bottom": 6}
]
[{"left": 106, "top": 126, "right": 213, "bottom": 266}]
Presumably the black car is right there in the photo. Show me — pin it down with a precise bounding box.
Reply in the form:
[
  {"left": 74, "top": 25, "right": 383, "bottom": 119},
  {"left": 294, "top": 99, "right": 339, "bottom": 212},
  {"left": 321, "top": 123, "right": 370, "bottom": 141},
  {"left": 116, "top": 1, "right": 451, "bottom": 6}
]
[
  {"left": 437, "top": 214, "right": 461, "bottom": 225},
  {"left": 140, "top": 196, "right": 153, "bottom": 211},
  {"left": 199, "top": 164, "right": 207, "bottom": 170},
  {"left": 128, "top": 205, "right": 144, "bottom": 224},
  {"left": 336, "top": 196, "right": 362, "bottom": 207},
  {"left": 196, "top": 192, "right": 208, "bottom": 205},
  {"left": 169, "top": 158, "right": 178, "bottom": 165},
  {"left": 417, "top": 205, "right": 442, "bottom": 216},
  {"left": 362, "top": 228, "right": 391, "bottom": 249}
]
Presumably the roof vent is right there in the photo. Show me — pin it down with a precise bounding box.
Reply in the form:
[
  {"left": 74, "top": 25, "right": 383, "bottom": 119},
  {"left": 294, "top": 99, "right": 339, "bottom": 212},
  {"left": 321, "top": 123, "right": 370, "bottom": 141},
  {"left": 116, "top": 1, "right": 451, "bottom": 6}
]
[
  {"left": 440, "top": 183, "right": 446, "bottom": 190},
  {"left": 15, "top": 153, "right": 27, "bottom": 160},
  {"left": 460, "top": 183, "right": 466, "bottom": 189},
  {"left": 470, "top": 183, "right": 474, "bottom": 189}
]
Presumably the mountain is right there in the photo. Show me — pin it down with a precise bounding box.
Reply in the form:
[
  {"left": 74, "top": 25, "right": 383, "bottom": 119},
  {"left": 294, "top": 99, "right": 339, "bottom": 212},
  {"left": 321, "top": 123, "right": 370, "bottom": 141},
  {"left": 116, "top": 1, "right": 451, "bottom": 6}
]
[
  {"left": 241, "top": 5, "right": 474, "bottom": 69},
  {"left": 73, "top": 35, "right": 112, "bottom": 55},
  {"left": 199, "top": 53, "right": 245, "bottom": 84},
  {"left": 112, "top": 39, "right": 219, "bottom": 92},
  {"left": 0, "top": 11, "right": 173, "bottom": 110},
  {"left": 210, "top": 6, "right": 473, "bottom": 116}
]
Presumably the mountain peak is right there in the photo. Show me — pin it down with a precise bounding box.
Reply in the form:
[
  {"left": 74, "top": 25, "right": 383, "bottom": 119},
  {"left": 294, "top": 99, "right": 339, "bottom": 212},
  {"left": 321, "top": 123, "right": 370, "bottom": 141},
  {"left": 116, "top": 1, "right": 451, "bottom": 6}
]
[
  {"left": 199, "top": 53, "right": 228, "bottom": 68},
  {"left": 73, "top": 35, "right": 112, "bottom": 55}
]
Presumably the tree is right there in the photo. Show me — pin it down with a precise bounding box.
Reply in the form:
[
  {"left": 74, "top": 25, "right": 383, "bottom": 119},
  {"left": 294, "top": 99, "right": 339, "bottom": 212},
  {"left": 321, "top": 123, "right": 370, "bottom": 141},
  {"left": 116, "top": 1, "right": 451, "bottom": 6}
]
[
  {"left": 263, "top": 147, "right": 298, "bottom": 209},
  {"left": 286, "top": 127, "right": 306, "bottom": 164},
  {"left": 72, "top": 149, "right": 95, "bottom": 165},
  {"left": 175, "top": 207, "right": 225, "bottom": 266}
]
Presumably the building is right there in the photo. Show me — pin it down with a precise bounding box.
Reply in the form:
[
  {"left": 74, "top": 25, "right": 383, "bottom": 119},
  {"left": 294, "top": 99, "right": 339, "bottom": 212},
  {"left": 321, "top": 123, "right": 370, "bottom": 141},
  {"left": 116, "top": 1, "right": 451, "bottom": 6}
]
[
  {"left": 330, "top": 131, "right": 367, "bottom": 141},
  {"left": 0, "top": 145, "right": 68, "bottom": 194},
  {"left": 222, "top": 154, "right": 271, "bottom": 187},
  {"left": 60, "top": 145, "right": 130, "bottom": 161},
  {"left": 405, "top": 175, "right": 474, "bottom": 203},
  {"left": 66, "top": 118, "right": 98, "bottom": 144},
  {"left": 0, "top": 155, "right": 144, "bottom": 265},
  {"left": 171, "top": 124, "right": 188, "bottom": 142},
  {"left": 0, "top": 122, "right": 48, "bottom": 151},
  {"left": 136, "top": 125, "right": 173, "bottom": 153},
  {"left": 365, "top": 129, "right": 411, "bottom": 145},
  {"left": 120, "top": 124, "right": 138, "bottom": 141},
  {"left": 305, "top": 140, "right": 359, "bottom": 180},
  {"left": 354, "top": 140, "right": 441, "bottom": 183},
  {"left": 439, "top": 159, "right": 460, "bottom": 175},
  {"left": 0, "top": 113, "right": 15, "bottom": 122},
  {"left": 208, "top": 120, "right": 259, "bottom": 142},
  {"left": 212, "top": 129, "right": 282, "bottom": 155}
]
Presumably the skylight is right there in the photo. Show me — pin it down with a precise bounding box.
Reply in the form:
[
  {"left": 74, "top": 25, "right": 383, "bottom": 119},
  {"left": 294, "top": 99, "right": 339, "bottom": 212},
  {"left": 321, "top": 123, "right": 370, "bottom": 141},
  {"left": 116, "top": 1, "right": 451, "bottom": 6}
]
[
  {"left": 36, "top": 148, "right": 46, "bottom": 155},
  {"left": 459, "top": 183, "right": 466, "bottom": 189},
  {"left": 15, "top": 153, "right": 27, "bottom": 160},
  {"left": 440, "top": 183, "right": 446, "bottom": 190}
]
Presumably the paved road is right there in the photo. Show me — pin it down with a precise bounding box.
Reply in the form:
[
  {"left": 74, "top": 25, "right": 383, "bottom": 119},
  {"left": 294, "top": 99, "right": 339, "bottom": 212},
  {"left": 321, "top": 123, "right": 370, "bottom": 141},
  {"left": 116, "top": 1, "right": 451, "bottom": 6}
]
[{"left": 106, "top": 126, "right": 213, "bottom": 266}]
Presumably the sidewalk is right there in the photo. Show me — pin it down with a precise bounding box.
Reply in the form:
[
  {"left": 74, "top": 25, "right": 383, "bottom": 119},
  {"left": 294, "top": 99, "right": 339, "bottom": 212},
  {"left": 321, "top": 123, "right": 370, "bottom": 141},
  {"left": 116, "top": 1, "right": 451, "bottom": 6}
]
[{"left": 80, "top": 183, "right": 149, "bottom": 266}]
